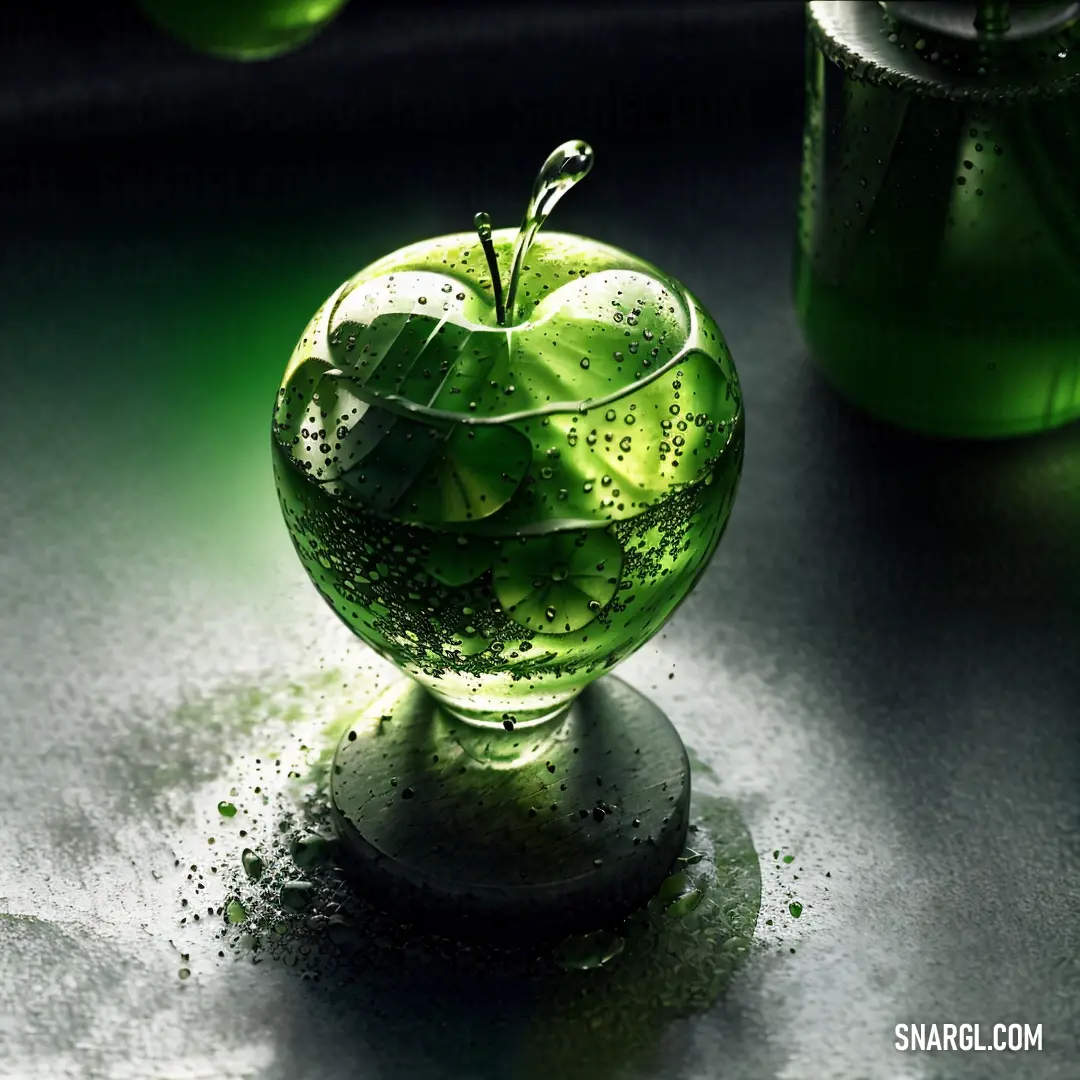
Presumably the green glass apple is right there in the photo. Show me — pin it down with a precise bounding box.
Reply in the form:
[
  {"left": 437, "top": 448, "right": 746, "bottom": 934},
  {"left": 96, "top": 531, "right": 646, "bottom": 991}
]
[
  {"left": 136, "top": 0, "right": 350, "bottom": 60},
  {"left": 273, "top": 141, "right": 744, "bottom": 726}
]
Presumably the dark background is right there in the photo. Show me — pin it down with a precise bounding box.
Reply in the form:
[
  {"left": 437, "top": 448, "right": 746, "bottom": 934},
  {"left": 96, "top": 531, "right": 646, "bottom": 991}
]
[{"left": 1, "top": 3, "right": 1078, "bottom": 1079}]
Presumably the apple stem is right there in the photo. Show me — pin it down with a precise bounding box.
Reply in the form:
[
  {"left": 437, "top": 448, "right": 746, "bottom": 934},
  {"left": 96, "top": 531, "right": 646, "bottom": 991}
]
[
  {"left": 473, "top": 212, "right": 506, "bottom": 326},
  {"left": 504, "top": 140, "right": 594, "bottom": 326}
]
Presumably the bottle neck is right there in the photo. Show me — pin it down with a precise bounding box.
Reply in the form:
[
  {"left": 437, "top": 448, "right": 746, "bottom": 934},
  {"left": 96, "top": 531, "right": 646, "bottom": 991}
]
[
  {"left": 809, "top": 0, "right": 1080, "bottom": 99},
  {"left": 881, "top": 1, "right": 1079, "bottom": 42}
]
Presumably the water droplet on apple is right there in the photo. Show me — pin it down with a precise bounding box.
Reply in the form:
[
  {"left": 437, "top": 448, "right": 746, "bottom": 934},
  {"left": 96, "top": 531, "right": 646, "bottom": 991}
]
[
  {"left": 473, "top": 211, "right": 492, "bottom": 241},
  {"left": 505, "top": 139, "right": 594, "bottom": 323}
]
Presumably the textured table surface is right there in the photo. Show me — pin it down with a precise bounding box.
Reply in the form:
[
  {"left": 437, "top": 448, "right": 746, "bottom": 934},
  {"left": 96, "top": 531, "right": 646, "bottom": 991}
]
[{"left": 2, "top": 4, "right": 1078, "bottom": 1078}]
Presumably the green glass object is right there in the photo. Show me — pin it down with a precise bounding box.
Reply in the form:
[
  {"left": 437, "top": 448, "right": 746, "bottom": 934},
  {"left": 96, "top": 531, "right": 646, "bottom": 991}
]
[
  {"left": 271, "top": 142, "right": 743, "bottom": 936},
  {"left": 272, "top": 140, "right": 744, "bottom": 729},
  {"left": 796, "top": 0, "right": 1080, "bottom": 437},
  {"left": 135, "top": 0, "right": 350, "bottom": 60}
]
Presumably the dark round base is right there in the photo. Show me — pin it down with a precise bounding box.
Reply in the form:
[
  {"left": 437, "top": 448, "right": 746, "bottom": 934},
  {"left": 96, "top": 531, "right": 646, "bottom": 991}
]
[{"left": 329, "top": 675, "right": 690, "bottom": 942}]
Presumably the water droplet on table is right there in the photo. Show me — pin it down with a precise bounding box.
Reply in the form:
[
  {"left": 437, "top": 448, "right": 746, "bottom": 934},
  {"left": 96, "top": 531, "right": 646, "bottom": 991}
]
[
  {"left": 242, "top": 848, "right": 264, "bottom": 881},
  {"left": 280, "top": 881, "right": 314, "bottom": 912},
  {"left": 554, "top": 928, "right": 625, "bottom": 971}
]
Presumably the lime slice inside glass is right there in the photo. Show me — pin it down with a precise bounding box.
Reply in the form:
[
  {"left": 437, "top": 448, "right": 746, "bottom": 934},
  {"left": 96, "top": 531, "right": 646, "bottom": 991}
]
[{"left": 492, "top": 529, "right": 623, "bottom": 634}]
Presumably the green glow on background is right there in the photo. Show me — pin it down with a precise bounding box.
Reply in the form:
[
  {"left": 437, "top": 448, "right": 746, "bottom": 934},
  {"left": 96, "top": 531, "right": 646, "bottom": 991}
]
[
  {"left": 3, "top": 203, "right": 424, "bottom": 596},
  {"left": 149, "top": 216, "right": 411, "bottom": 583}
]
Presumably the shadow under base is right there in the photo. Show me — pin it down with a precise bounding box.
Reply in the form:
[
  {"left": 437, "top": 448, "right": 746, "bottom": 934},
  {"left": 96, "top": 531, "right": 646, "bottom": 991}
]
[{"left": 330, "top": 675, "right": 690, "bottom": 942}]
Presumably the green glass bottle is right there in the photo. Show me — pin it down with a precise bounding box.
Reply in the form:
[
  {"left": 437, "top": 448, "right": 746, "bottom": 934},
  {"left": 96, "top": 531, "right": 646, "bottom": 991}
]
[
  {"left": 135, "top": 0, "right": 350, "bottom": 61},
  {"left": 796, "top": 0, "right": 1080, "bottom": 437}
]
